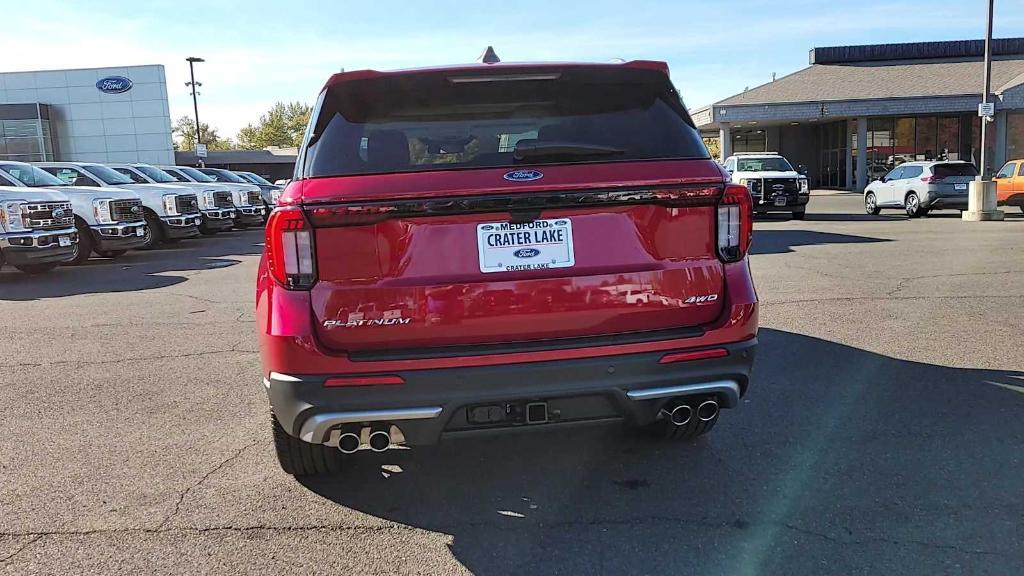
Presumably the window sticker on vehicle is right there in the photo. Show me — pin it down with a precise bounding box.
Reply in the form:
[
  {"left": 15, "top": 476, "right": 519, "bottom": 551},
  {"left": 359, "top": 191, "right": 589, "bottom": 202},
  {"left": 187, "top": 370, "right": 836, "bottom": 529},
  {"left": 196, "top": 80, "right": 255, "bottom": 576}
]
[{"left": 477, "top": 219, "right": 575, "bottom": 273}]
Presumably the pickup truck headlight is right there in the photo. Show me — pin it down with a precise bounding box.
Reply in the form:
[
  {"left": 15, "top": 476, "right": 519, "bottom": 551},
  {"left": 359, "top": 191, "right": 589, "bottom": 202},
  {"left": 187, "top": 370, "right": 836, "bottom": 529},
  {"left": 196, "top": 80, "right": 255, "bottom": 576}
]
[
  {"left": 235, "top": 190, "right": 250, "bottom": 206},
  {"left": 738, "top": 178, "right": 761, "bottom": 194},
  {"left": 163, "top": 194, "right": 179, "bottom": 216},
  {"left": 93, "top": 199, "right": 115, "bottom": 224},
  {"left": 201, "top": 190, "right": 216, "bottom": 209},
  {"left": 0, "top": 200, "right": 29, "bottom": 232},
  {"left": 799, "top": 178, "right": 809, "bottom": 193},
  {"left": 270, "top": 188, "right": 283, "bottom": 204}
]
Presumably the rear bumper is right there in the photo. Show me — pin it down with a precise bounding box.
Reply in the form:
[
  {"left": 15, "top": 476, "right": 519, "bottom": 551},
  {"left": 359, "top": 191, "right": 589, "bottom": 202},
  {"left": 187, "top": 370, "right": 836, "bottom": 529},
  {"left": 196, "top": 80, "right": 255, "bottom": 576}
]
[
  {"left": 923, "top": 194, "right": 968, "bottom": 209},
  {"left": 0, "top": 227, "right": 78, "bottom": 265},
  {"left": 91, "top": 222, "right": 148, "bottom": 251},
  {"left": 268, "top": 337, "right": 756, "bottom": 445}
]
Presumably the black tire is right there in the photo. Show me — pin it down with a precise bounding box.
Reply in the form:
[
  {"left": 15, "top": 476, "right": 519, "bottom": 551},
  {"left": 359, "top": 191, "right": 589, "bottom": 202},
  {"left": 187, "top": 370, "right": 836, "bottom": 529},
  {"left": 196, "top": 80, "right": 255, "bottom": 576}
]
[
  {"left": 95, "top": 249, "right": 127, "bottom": 259},
  {"left": 199, "top": 224, "right": 219, "bottom": 236},
  {"left": 64, "top": 220, "right": 94, "bottom": 266},
  {"left": 140, "top": 213, "right": 164, "bottom": 250},
  {"left": 642, "top": 397, "right": 719, "bottom": 441},
  {"left": 792, "top": 209, "right": 806, "bottom": 220},
  {"left": 271, "top": 414, "right": 344, "bottom": 476},
  {"left": 865, "top": 192, "right": 881, "bottom": 215},
  {"left": 905, "top": 192, "right": 923, "bottom": 218},
  {"left": 14, "top": 263, "right": 58, "bottom": 274}
]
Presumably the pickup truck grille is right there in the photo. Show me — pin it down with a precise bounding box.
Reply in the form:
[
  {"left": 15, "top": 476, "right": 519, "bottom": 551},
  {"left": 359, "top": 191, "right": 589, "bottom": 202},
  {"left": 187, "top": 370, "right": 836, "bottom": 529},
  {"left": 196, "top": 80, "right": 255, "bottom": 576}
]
[
  {"left": 175, "top": 194, "right": 200, "bottom": 214},
  {"left": 761, "top": 178, "right": 800, "bottom": 194},
  {"left": 247, "top": 191, "right": 262, "bottom": 206},
  {"left": 213, "top": 191, "right": 233, "bottom": 208},
  {"left": 24, "top": 202, "right": 74, "bottom": 230},
  {"left": 111, "top": 199, "right": 144, "bottom": 223}
]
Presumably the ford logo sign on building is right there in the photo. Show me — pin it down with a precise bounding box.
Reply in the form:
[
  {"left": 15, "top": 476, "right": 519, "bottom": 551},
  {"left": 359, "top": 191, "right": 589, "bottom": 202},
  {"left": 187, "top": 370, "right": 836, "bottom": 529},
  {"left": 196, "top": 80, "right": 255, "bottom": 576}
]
[
  {"left": 96, "top": 76, "right": 133, "bottom": 94},
  {"left": 503, "top": 169, "right": 543, "bottom": 182}
]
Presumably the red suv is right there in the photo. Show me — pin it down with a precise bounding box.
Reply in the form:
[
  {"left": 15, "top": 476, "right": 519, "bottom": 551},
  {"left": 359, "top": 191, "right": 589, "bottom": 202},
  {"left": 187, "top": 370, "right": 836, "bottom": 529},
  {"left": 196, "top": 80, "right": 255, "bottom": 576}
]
[{"left": 258, "top": 58, "right": 758, "bottom": 475}]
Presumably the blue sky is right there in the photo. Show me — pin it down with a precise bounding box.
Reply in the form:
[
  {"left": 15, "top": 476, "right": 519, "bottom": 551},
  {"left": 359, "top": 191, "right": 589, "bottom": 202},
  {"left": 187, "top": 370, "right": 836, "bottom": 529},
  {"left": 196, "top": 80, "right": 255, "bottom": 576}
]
[{"left": 2, "top": 0, "right": 1021, "bottom": 139}]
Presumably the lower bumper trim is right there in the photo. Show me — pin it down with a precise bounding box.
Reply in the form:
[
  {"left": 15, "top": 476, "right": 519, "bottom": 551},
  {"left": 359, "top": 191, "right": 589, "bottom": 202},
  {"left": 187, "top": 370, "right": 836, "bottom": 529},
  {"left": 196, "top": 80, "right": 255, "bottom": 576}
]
[{"left": 299, "top": 406, "right": 443, "bottom": 442}]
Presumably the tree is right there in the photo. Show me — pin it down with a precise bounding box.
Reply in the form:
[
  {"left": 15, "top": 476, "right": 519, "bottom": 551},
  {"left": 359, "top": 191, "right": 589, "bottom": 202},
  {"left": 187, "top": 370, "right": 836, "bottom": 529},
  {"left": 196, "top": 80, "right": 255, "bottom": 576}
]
[
  {"left": 703, "top": 137, "right": 721, "bottom": 161},
  {"left": 236, "top": 102, "right": 311, "bottom": 150},
  {"left": 172, "top": 116, "right": 233, "bottom": 151}
]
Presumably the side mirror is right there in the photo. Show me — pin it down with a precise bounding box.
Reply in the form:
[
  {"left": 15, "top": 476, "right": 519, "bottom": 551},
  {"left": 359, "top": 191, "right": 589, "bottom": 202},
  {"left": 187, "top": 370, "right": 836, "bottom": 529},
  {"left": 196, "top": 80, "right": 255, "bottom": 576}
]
[
  {"left": 72, "top": 176, "right": 96, "bottom": 187},
  {"left": 993, "top": 173, "right": 1004, "bottom": 179},
  {"left": 797, "top": 165, "right": 808, "bottom": 176}
]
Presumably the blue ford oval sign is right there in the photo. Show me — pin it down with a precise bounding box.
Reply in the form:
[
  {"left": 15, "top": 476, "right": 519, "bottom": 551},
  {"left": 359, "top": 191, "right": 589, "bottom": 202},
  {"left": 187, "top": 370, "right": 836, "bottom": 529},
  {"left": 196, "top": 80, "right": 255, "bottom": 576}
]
[
  {"left": 96, "top": 76, "right": 133, "bottom": 94},
  {"left": 503, "top": 169, "right": 543, "bottom": 182},
  {"left": 513, "top": 248, "right": 541, "bottom": 259}
]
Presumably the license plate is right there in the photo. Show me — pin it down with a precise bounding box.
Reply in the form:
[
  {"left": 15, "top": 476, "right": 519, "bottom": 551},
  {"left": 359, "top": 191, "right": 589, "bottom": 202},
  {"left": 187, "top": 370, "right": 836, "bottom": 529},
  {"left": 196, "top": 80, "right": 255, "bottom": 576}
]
[
  {"left": 774, "top": 197, "right": 788, "bottom": 206},
  {"left": 477, "top": 219, "right": 575, "bottom": 274},
  {"left": 136, "top": 227, "right": 145, "bottom": 237},
  {"left": 58, "top": 235, "right": 71, "bottom": 247},
  {"left": 955, "top": 183, "right": 967, "bottom": 190}
]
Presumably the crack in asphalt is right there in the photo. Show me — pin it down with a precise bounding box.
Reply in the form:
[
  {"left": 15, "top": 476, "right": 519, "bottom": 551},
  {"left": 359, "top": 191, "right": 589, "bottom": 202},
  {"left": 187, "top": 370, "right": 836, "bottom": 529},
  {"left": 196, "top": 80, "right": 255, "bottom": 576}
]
[
  {"left": 0, "top": 348, "right": 257, "bottom": 369},
  {"left": 156, "top": 441, "right": 261, "bottom": 531},
  {"left": 886, "top": 270, "right": 1024, "bottom": 297},
  {"left": 0, "top": 518, "right": 1016, "bottom": 560},
  {"left": 0, "top": 535, "right": 42, "bottom": 564}
]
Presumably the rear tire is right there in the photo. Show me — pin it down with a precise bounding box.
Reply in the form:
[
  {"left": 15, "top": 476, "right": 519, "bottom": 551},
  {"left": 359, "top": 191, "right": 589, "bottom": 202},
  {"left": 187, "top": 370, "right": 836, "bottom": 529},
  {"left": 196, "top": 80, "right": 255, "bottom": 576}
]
[
  {"left": 14, "top": 263, "right": 58, "bottom": 274},
  {"left": 642, "top": 398, "right": 719, "bottom": 441},
  {"left": 905, "top": 192, "right": 923, "bottom": 218},
  {"left": 271, "top": 414, "right": 344, "bottom": 476},
  {"left": 792, "top": 209, "right": 806, "bottom": 220}
]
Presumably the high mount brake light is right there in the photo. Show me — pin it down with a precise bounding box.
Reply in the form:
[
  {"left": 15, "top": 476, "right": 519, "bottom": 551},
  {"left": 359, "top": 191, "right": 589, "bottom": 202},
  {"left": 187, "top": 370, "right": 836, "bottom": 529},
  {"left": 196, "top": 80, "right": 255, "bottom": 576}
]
[
  {"left": 717, "top": 184, "right": 752, "bottom": 263},
  {"left": 306, "top": 186, "right": 723, "bottom": 228},
  {"left": 266, "top": 207, "right": 316, "bottom": 289}
]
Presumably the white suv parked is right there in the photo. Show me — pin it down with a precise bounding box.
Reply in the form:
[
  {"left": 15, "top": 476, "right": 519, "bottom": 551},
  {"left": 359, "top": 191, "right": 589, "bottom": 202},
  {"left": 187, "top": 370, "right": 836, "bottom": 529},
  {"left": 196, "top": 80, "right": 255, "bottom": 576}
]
[
  {"left": 107, "top": 164, "right": 236, "bottom": 235},
  {"left": 723, "top": 153, "right": 810, "bottom": 219},
  {"left": 0, "top": 161, "right": 147, "bottom": 265},
  {"left": 864, "top": 161, "right": 977, "bottom": 218},
  {"left": 36, "top": 162, "right": 202, "bottom": 249}
]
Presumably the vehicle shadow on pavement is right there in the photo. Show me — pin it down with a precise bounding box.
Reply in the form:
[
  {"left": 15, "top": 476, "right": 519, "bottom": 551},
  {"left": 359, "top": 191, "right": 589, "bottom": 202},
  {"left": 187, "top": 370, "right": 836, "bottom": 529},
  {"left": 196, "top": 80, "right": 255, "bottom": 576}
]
[
  {"left": 299, "top": 328, "right": 1024, "bottom": 575},
  {"left": 750, "top": 230, "right": 889, "bottom": 255},
  {"left": 0, "top": 230, "right": 264, "bottom": 301}
]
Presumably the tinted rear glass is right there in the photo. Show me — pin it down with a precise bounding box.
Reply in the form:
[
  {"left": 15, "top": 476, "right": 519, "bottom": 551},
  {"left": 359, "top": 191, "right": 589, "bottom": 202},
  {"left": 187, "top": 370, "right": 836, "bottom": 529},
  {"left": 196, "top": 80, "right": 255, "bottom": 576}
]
[
  {"left": 932, "top": 163, "right": 979, "bottom": 178},
  {"left": 303, "top": 66, "right": 708, "bottom": 178}
]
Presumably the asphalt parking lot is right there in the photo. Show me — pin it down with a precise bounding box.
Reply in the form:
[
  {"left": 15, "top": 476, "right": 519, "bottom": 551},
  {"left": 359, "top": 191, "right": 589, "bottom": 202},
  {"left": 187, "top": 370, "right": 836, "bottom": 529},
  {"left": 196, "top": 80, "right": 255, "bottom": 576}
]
[{"left": 1, "top": 194, "right": 1022, "bottom": 575}]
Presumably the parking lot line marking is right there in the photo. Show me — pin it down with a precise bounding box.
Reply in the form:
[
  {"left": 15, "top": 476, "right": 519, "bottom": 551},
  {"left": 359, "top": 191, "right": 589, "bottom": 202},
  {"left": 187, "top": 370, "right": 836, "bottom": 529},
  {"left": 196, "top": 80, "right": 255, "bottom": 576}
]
[{"left": 986, "top": 381, "right": 1024, "bottom": 396}]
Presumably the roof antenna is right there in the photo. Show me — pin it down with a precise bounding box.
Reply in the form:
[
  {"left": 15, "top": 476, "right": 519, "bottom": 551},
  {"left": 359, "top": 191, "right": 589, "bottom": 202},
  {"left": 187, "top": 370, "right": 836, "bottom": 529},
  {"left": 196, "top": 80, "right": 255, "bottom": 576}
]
[{"left": 479, "top": 46, "right": 501, "bottom": 64}]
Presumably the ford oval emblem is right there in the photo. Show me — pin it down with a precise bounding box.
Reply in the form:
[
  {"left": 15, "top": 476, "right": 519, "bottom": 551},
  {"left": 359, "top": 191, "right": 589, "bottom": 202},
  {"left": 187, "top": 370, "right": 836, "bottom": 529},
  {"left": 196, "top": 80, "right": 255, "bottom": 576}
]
[
  {"left": 513, "top": 248, "right": 541, "bottom": 259},
  {"left": 96, "top": 76, "right": 133, "bottom": 94},
  {"left": 503, "top": 169, "right": 543, "bottom": 182},
  {"left": 52, "top": 208, "right": 66, "bottom": 218}
]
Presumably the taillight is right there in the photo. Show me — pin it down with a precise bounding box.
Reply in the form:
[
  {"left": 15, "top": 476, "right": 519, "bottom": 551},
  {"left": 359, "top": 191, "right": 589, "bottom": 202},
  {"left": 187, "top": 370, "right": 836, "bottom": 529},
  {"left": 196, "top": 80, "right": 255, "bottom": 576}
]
[
  {"left": 265, "top": 207, "right": 316, "bottom": 289},
  {"left": 920, "top": 175, "right": 942, "bottom": 183},
  {"left": 717, "top": 184, "right": 753, "bottom": 263}
]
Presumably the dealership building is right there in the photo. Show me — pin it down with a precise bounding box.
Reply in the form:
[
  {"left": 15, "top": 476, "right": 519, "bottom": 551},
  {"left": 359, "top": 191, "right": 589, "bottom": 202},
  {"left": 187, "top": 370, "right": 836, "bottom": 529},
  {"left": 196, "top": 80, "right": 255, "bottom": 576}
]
[
  {"left": 0, "top": 64, "right": 174, "bottom": 165},
  {"left": 692, "top": 38, "right": 1024, "bottom": 190}
]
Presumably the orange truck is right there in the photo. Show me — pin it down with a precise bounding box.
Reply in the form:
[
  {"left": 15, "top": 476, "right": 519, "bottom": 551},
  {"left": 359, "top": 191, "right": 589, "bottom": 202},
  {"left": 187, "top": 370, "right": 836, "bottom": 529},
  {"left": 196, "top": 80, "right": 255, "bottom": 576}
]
[{"left": 995, "top": 160, "right": 1024, "bottom": 213}]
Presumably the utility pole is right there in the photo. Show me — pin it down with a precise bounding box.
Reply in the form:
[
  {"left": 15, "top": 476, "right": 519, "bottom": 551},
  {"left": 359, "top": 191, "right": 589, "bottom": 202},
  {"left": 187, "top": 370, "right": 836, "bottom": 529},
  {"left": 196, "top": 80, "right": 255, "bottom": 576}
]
[
  {"left": 186, "top": 57, "right": 205, "bottom": 167},
  {"left": 978, "top": 0, "right": 993, "bottom": 179}
]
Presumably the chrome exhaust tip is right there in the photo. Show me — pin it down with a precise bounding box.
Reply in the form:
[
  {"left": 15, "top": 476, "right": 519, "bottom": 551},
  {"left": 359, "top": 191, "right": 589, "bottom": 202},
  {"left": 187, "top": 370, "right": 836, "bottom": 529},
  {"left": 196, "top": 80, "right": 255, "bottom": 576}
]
[
  {"left": 337, "top": 431, "right": 361, "bottom": 454},
  {"left": 697, "top": 399, "right": 719, "bottom": 422},
  {"left": 660, "top": 403, "right": 693, "bottom": 426},
  {"left": 368, "top": 428, "right": 391, "bottom": 452}
]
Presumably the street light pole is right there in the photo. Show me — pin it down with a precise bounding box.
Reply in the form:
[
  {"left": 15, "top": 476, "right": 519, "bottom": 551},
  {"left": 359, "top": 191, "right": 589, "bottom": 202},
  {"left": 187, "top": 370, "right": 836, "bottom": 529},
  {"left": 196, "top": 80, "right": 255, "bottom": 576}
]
[
  {"left": 979, "top": 0, "right": 993, "bottom": 179},
  {"left": 186, "top": 56, "right": 205, "bottom": 167}
]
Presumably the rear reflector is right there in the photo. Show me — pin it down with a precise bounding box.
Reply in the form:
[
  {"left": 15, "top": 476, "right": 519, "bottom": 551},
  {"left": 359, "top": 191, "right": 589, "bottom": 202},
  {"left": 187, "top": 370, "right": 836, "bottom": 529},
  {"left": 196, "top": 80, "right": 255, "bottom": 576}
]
[
  {"left": 658, "top": 348, "right": 729, "bottom": 364},
  {"left": 324, "top": 375, "right": 405, "bottom": 387}
]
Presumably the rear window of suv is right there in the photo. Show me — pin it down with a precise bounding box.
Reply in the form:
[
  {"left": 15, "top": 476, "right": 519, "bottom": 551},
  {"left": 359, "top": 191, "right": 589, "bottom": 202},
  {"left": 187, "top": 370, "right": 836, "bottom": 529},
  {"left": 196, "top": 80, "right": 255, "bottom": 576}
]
[
  {"left": 302, "top": 66, "right": 709, "bottom": 178},
  {"left": 932, "top": 163, "right": 979, "bottom": 179}
]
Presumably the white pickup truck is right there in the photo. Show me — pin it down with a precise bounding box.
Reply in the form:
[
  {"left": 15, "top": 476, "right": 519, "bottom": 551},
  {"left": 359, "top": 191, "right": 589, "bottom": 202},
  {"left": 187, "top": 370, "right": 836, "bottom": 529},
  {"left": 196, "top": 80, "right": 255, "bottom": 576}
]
[
  {"left": 723, "top": 153, "right": 810, "bottom": 220},
  {"left": 36, "top": 162, "right": 202, "bottom": 249},
  {"left": 161, "top": 166, "right": 265, "bottom": 228},
  {"left": 0, "top": 161, "right": 147, "bottom": 265},
  {"left": 107, "top": 163, "right": 236, "bottom": 235},
  {"left": 0, "top": 185, "right": 77, "bottom": 274}
]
